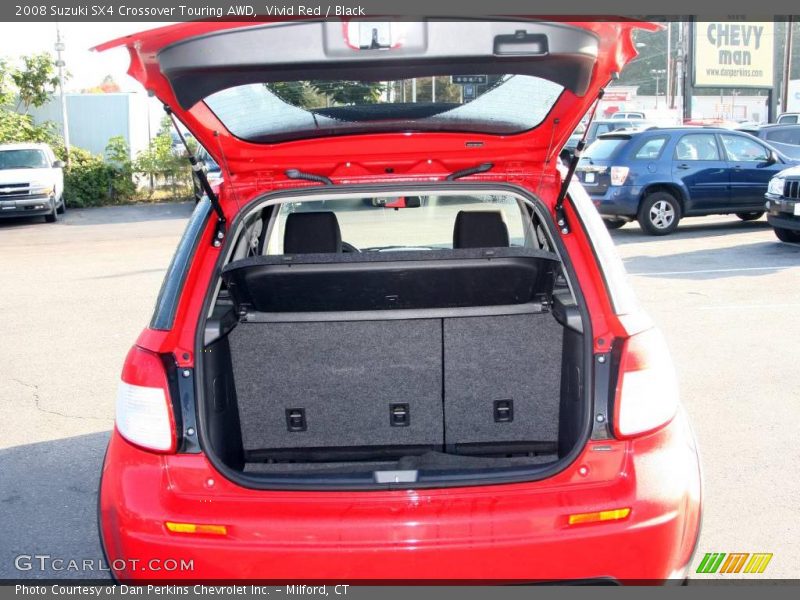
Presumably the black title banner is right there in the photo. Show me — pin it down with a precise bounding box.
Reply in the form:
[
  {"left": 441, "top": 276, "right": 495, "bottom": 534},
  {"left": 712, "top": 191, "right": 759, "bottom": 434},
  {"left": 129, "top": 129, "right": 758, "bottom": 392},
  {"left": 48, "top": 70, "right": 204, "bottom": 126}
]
[{"left": 2, "top": 1, "right": 799, "bottom": 22}]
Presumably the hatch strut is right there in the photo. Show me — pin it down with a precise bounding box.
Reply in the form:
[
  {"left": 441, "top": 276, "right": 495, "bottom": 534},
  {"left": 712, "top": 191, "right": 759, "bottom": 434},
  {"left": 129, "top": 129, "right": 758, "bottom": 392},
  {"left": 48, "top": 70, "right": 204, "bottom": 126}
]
[
  {"left": 553, "top": 88, "right": 605, "bottom": 234},
  {"left": 164, "top": 106, "right": 227, "bottom": 246}
]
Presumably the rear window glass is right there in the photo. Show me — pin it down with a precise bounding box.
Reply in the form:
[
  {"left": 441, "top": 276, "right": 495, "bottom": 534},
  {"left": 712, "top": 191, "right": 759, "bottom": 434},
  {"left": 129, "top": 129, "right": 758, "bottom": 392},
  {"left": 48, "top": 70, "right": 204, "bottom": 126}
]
[
  {"left": 205, "top": 76, "right": 563, "bottom": 143},
  {"left": 265, "top": 194, "right": 530, "bottom": 254},
  {"left": 634, "top": 136, "right": 668, "bottom": 159},
  {"left": 765, "top": 129, "right": 800, "bottom": 145},
  {"left": 584, "top": 138, "right": 627, "bottom": 160}
]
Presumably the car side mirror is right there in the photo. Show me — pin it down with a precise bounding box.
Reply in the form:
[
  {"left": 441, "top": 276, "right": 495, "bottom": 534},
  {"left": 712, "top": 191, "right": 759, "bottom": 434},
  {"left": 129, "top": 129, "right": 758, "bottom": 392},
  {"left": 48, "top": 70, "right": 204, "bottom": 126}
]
[
  {"left": 766, "top": 150, "right": 779, "bottom": 165},
  {"left": 52, "top": 160, "right": 65, "bottom": 169}
]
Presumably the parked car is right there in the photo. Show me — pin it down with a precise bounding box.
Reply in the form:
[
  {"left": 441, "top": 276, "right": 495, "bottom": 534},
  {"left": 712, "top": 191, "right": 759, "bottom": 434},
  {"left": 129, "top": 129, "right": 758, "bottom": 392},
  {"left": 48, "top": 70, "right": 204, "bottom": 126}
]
[
  {"left": 736, "top": 124, "right": 800, "bottom": 160},
  {"left": 776, "top": 112, "right": 800, "bottom": 125},
  {"left": 96, "top": 20, "right": 701, "bottom": 583},
  {"left": 0, "top": 143, "right": 65, "bottom": 223},
  {"left": 577, "top": 127, "right": 797, "bottom": 234},
  {"left": 765, "top": 165, "right": 800, "bottom": 243},
  {"left": 562, "top": 118, "right": 651, "bottom": 160},
  {"left": 611, "top": 111, "right": 646, "bottom": 120}
]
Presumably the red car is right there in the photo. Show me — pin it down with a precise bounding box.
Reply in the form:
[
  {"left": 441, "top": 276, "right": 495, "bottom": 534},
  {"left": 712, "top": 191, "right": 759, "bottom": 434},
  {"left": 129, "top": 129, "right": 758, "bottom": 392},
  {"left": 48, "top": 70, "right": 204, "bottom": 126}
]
[{"left": 97, "top": 19, "right": 701, "bottom": 583}]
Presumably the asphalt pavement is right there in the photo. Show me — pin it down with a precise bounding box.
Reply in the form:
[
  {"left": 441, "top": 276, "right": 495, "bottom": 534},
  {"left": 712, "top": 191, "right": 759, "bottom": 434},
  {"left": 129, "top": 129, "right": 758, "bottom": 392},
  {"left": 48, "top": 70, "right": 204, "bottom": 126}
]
[{"left": 0, "top": 203, "right": 798, "bottom": 580}]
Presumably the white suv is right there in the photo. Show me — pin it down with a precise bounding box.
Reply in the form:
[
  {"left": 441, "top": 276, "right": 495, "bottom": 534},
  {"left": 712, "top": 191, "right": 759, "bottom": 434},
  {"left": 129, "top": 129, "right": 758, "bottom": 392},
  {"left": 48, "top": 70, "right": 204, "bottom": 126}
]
[{"left": 0, "top": 143, "right": 65, "bottom": 223}]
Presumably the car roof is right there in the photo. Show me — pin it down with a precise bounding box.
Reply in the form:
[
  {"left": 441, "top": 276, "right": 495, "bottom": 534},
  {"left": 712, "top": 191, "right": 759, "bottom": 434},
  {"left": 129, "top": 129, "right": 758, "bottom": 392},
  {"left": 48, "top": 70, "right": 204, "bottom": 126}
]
[
  {"left": 0, "top": 142, "right": 51, "bottom": 151},
  {"left": 755, "top": 123, "right": 800, "bottom": 131}
]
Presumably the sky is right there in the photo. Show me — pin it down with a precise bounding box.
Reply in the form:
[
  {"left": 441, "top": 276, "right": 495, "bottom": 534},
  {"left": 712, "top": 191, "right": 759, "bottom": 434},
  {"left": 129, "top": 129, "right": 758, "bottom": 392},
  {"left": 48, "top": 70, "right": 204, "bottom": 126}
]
[{"left": 0, "top": 22, "right": 174, "bottom": 92}]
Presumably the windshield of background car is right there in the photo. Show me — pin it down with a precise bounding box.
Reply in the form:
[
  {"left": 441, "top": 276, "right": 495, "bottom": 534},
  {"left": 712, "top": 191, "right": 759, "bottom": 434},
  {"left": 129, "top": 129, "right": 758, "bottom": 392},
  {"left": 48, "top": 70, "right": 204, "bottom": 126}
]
[
  {"left": 205, "top": 76, "right": 564, "bottom": 143},
  {"left": 583, "top": 138, "right": 628, "bottom": 161},
  {"left": 265, "top": 194, "right": 531, "bottom": 254},
  {"left": 0, "top": 149, "right": 48, "bottom": 169}
]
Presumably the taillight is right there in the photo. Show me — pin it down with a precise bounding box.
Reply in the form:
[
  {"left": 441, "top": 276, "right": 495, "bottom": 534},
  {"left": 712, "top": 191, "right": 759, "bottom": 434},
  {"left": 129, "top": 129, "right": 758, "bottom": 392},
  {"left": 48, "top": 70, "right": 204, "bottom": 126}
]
[
  {"left": 115, "top": 346, "right": 177, "bottom": 453},
  {"left": 610, "top": 166, "right": 630, "bottom": 186},
  {"left": 613, "top": 328, "right": 679, "bottom": 438}
]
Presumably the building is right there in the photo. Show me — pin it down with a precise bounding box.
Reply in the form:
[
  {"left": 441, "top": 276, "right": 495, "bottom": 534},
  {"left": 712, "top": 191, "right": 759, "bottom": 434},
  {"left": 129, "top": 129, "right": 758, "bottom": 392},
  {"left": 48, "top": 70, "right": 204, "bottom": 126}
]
[{"left": 27, "top": 92, "right": 153, "bottom": 158}]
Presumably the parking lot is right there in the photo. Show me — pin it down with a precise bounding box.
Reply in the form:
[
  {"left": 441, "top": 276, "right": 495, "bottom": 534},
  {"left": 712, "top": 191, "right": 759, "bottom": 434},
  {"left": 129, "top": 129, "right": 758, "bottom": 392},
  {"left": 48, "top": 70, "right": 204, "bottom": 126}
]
[{"left": 0, "top": 203, "right": 798, "bottom": 580}]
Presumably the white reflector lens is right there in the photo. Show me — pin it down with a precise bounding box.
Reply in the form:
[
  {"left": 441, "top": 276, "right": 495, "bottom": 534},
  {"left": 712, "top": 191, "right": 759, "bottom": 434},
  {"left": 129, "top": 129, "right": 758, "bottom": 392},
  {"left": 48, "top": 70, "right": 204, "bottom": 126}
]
[
  {"left": 610, "top": 166, "right": 630, "bottom": 186},
  {"left": 615, "top": 328, "right": 679, "bottom": 438},
  {"left": 116, "top": 381, "right": 173, "bottom": 452}
]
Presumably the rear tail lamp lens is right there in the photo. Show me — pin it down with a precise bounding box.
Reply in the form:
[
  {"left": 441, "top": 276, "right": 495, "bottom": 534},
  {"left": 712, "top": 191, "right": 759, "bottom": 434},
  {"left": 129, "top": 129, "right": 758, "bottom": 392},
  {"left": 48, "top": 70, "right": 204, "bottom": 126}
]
[
  {"left": 115, "top": 346, "right": 176, "bottom": 453},
  {"left": 610, "top": 166, "right": 630, "bottom": 186},
  {"left": 613, "top": 328, "right": 679, "bottom": 438}
]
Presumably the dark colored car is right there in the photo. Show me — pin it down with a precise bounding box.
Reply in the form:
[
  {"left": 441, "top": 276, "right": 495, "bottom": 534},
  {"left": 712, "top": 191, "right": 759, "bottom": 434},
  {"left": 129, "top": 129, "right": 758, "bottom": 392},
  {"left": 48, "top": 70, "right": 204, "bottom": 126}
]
[
  {"left": 736, "top": 124, "right": 800, "bottom": 160},
  {"left": 562, "top": 119, "right": 650, "bottom": 160},
  {"left": 577, "top": 127, "right": 797, "bottom": 235},
  {"left": 95, "top": 19, "right": 702, "bottom": 583},
  {"left": 765, "top": 165, "right": 800, "bottom": 243}
]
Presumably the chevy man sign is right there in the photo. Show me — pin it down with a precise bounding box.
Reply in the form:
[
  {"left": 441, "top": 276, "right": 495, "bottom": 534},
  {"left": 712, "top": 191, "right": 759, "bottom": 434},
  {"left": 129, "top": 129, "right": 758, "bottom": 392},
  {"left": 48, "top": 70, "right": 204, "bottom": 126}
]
[{"left": 693, "top": 22, "right": 775, "bottom": 88}]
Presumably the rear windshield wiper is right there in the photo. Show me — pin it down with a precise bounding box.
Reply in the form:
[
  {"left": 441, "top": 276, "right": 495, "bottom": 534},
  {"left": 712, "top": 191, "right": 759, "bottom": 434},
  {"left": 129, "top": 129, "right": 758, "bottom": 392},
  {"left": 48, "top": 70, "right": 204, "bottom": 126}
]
[
  {"left": 446, "top": 162, "right": 494, "bottom": 181},
  {"left": 285, "top": 169, "right": 333, "bottom": 186}
]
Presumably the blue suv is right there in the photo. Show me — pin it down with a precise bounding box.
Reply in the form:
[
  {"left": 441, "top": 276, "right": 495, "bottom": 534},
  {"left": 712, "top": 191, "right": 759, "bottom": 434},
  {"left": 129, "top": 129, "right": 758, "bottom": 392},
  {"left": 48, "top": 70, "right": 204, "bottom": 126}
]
[{"left": 576, "top": 127, "right": 797, "bottom": 235}]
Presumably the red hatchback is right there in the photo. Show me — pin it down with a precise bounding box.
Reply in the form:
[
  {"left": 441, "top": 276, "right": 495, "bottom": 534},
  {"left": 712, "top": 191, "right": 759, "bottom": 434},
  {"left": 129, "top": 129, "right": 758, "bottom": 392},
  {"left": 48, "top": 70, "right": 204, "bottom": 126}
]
[{"left": 97, "top": 19, "right": 701, "bottom": 583}]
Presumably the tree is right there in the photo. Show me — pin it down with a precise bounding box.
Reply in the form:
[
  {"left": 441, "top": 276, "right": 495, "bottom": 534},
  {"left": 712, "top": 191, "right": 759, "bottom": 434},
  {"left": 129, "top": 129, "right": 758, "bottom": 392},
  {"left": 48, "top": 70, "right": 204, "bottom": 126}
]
[
  {"left": 310, "top": 80, "right": 385, "bottom": 105},
  {"left": 0, "top": 58, "right": 14, "bottom": 107},
  {"left": 11, "top": 53, "right": 60, "bottom": 113}
]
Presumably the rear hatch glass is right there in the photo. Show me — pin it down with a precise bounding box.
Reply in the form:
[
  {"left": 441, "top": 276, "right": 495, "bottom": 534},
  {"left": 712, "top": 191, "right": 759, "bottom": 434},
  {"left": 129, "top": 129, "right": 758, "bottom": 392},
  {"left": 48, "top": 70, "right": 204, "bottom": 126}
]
[{"left": 206, "top": 75, "right": 563, "bottom": 143}]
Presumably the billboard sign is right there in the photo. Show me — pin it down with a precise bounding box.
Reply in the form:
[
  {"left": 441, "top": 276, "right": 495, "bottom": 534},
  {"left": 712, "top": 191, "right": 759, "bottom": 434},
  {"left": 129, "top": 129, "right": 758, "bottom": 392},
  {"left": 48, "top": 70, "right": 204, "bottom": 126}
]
[{"left": 693, "top": 22, "right": 775, "bottom": 88}]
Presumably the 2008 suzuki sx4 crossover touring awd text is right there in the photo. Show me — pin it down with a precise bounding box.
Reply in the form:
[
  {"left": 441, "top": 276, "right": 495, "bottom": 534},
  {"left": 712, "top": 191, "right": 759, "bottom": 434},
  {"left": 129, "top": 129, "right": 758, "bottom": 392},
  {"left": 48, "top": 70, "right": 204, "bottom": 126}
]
[{"left": 96, "top": 19, "right": 702, "bottom": 583}]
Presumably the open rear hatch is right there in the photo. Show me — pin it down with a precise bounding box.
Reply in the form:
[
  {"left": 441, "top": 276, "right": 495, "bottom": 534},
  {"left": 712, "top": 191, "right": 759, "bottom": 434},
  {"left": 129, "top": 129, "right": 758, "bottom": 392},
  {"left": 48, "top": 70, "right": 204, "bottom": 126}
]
[
  {"left": 96, "top": 19, "right": 657, "bottom": 201},
  {"left": 97, "top": 19, "right": 655, "bottom": 489}
]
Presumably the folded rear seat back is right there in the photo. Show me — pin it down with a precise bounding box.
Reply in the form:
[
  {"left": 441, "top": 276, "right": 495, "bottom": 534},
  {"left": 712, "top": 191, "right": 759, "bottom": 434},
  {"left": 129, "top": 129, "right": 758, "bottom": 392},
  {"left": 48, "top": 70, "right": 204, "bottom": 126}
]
[
  {"left": 229, "top": 319, "right": 444, "bottom": 454},
  {"left": 443, "top": 313, "right": 563, "bottom": 447}
]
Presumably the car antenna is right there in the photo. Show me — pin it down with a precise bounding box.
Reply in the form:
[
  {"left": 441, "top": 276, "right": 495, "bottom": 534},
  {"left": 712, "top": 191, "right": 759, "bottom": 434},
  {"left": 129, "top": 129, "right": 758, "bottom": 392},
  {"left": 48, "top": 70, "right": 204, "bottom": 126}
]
[
  {"left": 553, "top": 87, "right": 605, "bottom": 235},
  {"left": 164, "top": 106, "right": 227, "bottom": 247}
]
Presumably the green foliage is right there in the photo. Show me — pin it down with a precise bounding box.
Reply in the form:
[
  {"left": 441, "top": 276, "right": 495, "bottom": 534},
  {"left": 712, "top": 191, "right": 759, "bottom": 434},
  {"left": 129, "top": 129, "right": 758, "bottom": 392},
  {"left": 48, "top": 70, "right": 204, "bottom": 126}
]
[
  {"left": 11, "top": 53, "right": 61, "bottom": 113},
  {"left": 309, "top": 80, "right": 385, "bottom": 105},
  {"left": 0, "top": 110, "right": 62, "bottom": 148},
  {"left": 134, "top": 120, "right": 192, "bottom": 197},
  {"left": 0, "top": 58, "right": 14, "bottom": 107},
  {"left": 105, "top": 136, "right": 136, "bottom": 202},
  {"left": 62, "top": 147, "right": 113, "bottom": 208}
]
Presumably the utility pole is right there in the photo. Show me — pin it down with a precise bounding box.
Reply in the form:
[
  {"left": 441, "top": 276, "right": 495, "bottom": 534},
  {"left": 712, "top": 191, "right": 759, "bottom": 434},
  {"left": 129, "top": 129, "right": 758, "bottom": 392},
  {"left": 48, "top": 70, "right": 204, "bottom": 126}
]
[
  {"left": 682, "top": 18, "right": 694, "bottom": 122},
  {"left": 781, "top": 16, "right": 794, "bottom": 115},
  {"left": 54, "top": 24, "right": 70, "bottom": 167},
  {"left": 666, "top": 23, "right": 673, "bottom": 108},
  {"left": 651, "top": 69, "right": 666, "bottom": 108}
]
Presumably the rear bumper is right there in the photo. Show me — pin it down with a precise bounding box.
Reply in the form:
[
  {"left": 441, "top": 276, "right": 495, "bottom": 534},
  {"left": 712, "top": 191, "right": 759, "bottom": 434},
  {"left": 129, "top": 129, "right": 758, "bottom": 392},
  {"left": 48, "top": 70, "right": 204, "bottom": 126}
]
[
  {"left": 587, "top": 186, "right": 642, "bottom": 218},
  {"left": 0, "top": 196, "right": 54, "bottom": 218},
  {"left": 99, "top": 413, "right": 702, "bottom": 583}
]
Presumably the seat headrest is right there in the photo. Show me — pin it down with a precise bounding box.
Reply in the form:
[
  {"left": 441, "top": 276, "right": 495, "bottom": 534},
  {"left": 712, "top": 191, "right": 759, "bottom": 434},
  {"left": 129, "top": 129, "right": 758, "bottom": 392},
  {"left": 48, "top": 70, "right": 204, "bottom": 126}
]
[
  {"left": 453, "top": 211, "right": 510, "bottom": 249},
  {"left": 283, "top": 211, "right": 342, "bottom": 254}
]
